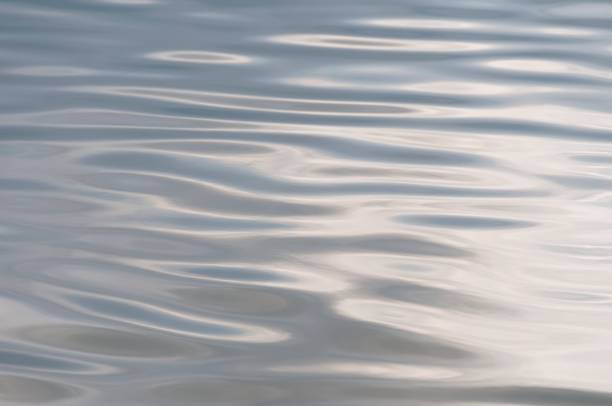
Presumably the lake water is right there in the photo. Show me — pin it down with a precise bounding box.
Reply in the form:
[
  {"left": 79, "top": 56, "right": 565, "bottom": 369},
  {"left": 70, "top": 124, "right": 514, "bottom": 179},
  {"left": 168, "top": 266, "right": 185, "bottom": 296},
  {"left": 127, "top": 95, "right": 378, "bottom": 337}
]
[{"left": 2, "top": 0, "right": 612, "bottom": 405}]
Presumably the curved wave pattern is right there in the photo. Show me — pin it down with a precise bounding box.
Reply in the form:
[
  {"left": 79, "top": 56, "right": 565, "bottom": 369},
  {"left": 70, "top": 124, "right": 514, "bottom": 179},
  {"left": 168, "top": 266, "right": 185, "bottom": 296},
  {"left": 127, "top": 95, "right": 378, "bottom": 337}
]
[{"left": 1, "top": 0, "right": 612, "bottom": 404}]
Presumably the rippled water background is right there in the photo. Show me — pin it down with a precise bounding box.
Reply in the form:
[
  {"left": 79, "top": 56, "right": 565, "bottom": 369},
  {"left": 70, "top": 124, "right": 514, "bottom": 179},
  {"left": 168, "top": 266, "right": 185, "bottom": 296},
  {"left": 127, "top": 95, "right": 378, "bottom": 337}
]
[{"left": 2, "top": 0, "right": 612, "bottom": 404}]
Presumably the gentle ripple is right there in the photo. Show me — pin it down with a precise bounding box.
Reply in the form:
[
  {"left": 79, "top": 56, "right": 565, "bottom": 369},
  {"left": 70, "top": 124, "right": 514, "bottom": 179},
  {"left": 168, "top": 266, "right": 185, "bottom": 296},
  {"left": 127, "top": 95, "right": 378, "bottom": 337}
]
[{"left": 1, "top": 0, "right": 612, "bottom": 405}]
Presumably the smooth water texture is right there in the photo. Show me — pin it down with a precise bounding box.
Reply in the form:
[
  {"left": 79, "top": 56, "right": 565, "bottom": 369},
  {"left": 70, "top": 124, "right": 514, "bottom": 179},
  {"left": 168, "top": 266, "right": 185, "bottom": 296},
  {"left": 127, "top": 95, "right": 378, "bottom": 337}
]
[{"left": 2, "top": 0, "right": 612, "bottom": 405}]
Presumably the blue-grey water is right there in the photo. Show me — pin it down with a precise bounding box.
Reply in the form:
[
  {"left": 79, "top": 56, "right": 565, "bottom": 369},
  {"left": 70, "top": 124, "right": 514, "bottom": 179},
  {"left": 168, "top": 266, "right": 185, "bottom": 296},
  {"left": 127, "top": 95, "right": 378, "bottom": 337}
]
[{"left": 2, "top": 0, "right": 612, "bottom": 405}]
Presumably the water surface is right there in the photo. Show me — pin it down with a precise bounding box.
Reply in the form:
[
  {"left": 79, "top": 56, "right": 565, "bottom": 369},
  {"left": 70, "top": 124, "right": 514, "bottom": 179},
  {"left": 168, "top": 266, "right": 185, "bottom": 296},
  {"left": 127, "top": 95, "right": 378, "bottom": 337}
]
[{"left": 2, "top": 0, "right": 612, "bottom": 405}]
